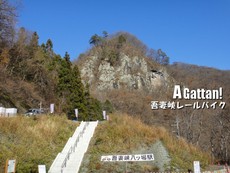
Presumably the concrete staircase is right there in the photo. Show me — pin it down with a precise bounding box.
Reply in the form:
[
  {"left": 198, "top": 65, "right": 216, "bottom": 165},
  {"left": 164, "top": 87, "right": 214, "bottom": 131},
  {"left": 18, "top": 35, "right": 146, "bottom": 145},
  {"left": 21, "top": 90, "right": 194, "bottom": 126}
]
[{"left": 48, "top": 121, "right": 98, "bottom": 173}]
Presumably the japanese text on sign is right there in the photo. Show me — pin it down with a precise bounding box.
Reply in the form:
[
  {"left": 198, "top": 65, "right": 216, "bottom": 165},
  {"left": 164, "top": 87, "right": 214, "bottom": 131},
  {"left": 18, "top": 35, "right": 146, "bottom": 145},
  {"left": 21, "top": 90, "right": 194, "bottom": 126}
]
[
  {"left": 101, "top": 154, "right": 154, "bottom": 162},
  {"left": 151, "top": 101, "right": 226, "bottom": 110}
]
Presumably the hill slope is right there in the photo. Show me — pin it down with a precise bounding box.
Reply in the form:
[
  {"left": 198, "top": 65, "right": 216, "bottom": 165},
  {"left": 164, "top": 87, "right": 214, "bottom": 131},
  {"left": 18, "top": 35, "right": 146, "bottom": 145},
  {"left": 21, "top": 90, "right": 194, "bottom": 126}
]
[
  {"left": 0, "top": 115, "right": 78, "bottom": 173},
  {"left": 77, "top": 33, "right": 230, "bottom": 164},
  {"left": 80, "top": 113, "right": 210, "bottom": 172}
]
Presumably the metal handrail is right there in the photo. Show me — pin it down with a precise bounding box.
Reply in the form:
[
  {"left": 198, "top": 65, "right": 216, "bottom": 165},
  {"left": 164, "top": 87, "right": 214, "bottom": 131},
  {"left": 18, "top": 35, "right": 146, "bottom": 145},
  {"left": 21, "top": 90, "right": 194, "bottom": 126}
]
[
  {"left": 61, "top": 146, "right": 72, "bottom": 168},
  {"left": 61, "top": 121, "right": 90, "bottom": 172}
]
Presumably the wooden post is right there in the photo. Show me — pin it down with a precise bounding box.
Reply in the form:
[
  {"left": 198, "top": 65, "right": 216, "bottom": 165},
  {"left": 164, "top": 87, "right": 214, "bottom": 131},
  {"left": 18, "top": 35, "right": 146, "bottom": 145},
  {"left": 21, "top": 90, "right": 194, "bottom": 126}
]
[{"left": 5, "top": 159, "right": 8, "bottom": 173}]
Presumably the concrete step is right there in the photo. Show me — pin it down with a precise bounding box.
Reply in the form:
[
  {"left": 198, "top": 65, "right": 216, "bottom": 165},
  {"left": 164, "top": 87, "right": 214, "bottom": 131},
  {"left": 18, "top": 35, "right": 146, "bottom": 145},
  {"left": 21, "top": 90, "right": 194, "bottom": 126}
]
[
  {"left": 48, "top": 121, "right": 98, "bottom": 173},
  {"left": 48, "top": 153, "right": 66, "bottom": 173},
  {"left": 62, "top": 121, "right": 98, "bottom": 173}
]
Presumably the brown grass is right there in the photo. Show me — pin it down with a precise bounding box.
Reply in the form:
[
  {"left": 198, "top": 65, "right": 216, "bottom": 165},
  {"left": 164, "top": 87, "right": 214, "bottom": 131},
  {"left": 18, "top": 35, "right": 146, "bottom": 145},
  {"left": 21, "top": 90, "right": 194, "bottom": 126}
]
[
  {"left": 80, "top": 113, "right": 211, "bottom": 172},
  {"left": 0, "top": 115, "right": 78, "bottom": 173}
]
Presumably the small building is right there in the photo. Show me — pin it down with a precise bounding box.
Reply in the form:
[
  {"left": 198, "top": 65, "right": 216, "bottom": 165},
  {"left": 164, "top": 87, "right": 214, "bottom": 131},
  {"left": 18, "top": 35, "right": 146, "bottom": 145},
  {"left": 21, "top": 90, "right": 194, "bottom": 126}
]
[
  {"left": 0, "top": 107, "right": 17, "bottom": 117},
  {"left": 0, "top": 107, "right": 6, "bottom": 116}
]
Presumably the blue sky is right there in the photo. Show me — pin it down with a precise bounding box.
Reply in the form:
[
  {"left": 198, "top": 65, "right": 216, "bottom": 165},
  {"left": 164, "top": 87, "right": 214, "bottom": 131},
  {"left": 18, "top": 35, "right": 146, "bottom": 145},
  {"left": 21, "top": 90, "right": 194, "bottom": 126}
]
[{"left": 19, "top": 0, "right": 230, "bottom": 70}]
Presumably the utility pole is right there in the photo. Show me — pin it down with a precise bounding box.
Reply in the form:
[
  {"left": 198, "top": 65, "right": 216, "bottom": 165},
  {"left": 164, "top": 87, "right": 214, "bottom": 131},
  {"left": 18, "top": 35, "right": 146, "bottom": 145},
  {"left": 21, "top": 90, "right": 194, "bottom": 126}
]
[
  {"left": 39, "top": 102, "right": 42, "bottom": 112},
  {"left": 171, "top": 115, "right": 180, "bottom": 137}
]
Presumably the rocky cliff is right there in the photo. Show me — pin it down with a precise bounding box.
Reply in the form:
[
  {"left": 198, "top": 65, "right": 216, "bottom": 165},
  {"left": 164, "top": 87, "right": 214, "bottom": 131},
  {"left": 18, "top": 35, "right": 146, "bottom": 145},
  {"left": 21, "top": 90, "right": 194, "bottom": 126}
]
[{"left": 79, "top": 53, "right": 174, "bottom": 93}]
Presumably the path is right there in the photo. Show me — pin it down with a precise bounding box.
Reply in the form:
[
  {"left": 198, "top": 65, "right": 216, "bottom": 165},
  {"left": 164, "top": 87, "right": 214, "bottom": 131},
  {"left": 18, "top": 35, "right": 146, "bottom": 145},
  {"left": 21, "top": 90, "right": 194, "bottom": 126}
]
[{"left": 48, "top": 121, "right": 98, "bottom": 173}]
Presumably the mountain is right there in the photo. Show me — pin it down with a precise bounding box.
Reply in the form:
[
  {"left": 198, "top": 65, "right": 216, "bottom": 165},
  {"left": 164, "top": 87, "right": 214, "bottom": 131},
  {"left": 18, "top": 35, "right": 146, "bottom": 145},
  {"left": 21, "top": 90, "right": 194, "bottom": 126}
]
[
  {"left": 76, "top": 32, "right": 230, "bottom": 164},
  {"left": 78, "top": 32, "right": 174, "bottom": 93},
  {"left": 0, "top": 27, "right": 229, "bottom": 164}
]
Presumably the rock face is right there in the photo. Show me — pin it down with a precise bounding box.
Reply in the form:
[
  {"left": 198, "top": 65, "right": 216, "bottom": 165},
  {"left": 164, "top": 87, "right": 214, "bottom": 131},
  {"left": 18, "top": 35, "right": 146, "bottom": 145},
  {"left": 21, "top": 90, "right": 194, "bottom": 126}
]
[
  {"left": 80, "top": 53, "right": 172, "bottom": 92},
  {"left": 151, "top": 140, "right": 171, "bottom": 171}
]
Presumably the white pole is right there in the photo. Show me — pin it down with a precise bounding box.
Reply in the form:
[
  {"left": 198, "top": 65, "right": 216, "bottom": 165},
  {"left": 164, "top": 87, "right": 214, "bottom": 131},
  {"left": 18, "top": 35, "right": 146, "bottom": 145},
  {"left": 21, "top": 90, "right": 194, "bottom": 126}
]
[
  {"left": 75, "top": 109, "right": 78, "bottom": 120},
  {"left": 50, "top": 104, "right": 54, "bottom": 114},
  {"left": 103, "top": 110, "right": 106, "bottom": 120}
]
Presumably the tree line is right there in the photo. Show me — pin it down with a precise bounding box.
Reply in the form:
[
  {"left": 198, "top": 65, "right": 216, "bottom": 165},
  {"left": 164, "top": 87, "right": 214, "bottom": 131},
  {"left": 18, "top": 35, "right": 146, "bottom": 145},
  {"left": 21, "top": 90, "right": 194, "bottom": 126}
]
[
  {"left": 0, "top": 0, "right": 113, "bottom": 120},
  {"left": 87, "top": 31, "right": 170, "bottom": 66}
]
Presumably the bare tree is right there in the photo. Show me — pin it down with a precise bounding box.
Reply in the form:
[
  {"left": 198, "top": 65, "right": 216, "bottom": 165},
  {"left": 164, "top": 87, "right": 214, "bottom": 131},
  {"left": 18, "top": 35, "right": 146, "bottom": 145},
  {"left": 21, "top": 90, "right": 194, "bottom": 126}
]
[{"left": 0, "top": 0, "right": 17, "bottom": 47}]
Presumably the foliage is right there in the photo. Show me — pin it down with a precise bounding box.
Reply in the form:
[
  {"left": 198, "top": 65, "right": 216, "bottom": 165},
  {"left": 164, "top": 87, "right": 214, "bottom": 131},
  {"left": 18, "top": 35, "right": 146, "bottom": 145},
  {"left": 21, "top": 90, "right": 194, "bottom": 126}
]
[
  {"left": 56, "top": 52, "right": 103, "bottom": 120},
  {"left": 102, "top": 100, "right": 114, "bottom": 113},
  {"left": 89, "top": 34, "right": 102, "bottom": 46},
  {"left": 168, "top": 63, "right": 230, "bottom": 163},
  {"left": 102, "top": 31, "right": 108, "bottom": 38},
  {"left": 0, "top": 23, "right": 104, "bottom": 119},
  {"left": 147, "top": 48, "right": 169, "bottom": 65},
  {"left": 0, "top": 47, "right": 10, "bottom": 67},
  {"left": 81, "top": 31, "right": 169, "bottom": 68},
  {"left": 77, "top": 31, "right": 230, "bottom": 164},
  {"left": 83, "top": 84, "right": 103, "bottom": 121}
]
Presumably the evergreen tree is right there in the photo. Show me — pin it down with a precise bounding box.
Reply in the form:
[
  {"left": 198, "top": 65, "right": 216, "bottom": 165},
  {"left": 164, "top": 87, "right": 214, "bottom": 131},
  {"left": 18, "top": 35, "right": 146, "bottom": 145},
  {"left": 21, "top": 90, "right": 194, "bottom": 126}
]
[
  {"left": 102, "top": 100, "right": 114, "bottom": 113},
  {"left": 84, "top": 83, "right": 91, "bottom": 120},
  {"left": 89, "top": 98, "right": 103, "bottom": 120},
  {"left": 84, "top": 84, "right": 103, "bottom": 121},
  {"left": 41, "top": 43, "right": 46, "bottom": 52},
  {"left": 56, "top": 51, "right": 103, "bottom": 120},
  {"left": 45, "top": 39, "right": 54, "bottom": 57},
  {"left": 117, "top": 34, "right": 126, "bottom": 48},
  {"left": 57, "top": 53, "right": 72, "bottom": 112},
  {"left": 64, "top": 52, "right": 71, "bottom": 68},
  {"left": 29, "top": 32, "right": 39, "bottom": 57},
  {"left": 68, "top": 65, "right": 87, "bottom": 120},
  {"left": 57, "top": 53, "right": 90, "bottom": 119},
  {"left": 30, "top": 32, "right": 39, "bottom": 48},
  {"left": 89, "top": 34, "right": 101, "bottom": 46},
  {"left": 118, "top": 35, "right": 126, "bottom": 44},
  {"left": 102, "top": 31, "right": 108, "bottom": 38}
]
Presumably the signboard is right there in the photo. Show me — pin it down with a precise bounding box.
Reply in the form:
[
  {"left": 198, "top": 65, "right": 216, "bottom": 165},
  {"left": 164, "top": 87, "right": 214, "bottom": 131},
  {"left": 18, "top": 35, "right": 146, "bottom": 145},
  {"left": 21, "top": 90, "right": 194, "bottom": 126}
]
[
  {"left": 103, "top": 111, "right": 106, "bottom": 120},
  {"left": 5, "top": 159, "right": 16, "bottom": 173},
  {"left": 101, "top": 154, "right": 154, "bottom": 162},
  {"left": 38, "top": 165, "right": 46, "bottom": 173},
  {"left": 194, "top": 161, "right": 201, "bottom": 173},
  {"left": 75, "top": 109, "right": 78, "bottom": 118},
  {"left": 50, "top": 104, "right": 54, "bottom": 114}
]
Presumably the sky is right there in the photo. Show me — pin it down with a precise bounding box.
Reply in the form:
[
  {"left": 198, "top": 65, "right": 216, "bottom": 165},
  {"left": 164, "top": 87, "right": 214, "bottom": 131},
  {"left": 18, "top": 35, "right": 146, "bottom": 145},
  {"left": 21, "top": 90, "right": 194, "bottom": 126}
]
[{"left": 18, "top": 0, "right": 230, "bottom": 70}]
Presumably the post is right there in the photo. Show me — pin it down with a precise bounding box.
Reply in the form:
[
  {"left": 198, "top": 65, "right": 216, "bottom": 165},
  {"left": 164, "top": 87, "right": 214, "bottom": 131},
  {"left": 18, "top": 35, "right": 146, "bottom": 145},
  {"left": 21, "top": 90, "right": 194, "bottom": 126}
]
[
  {"left": 176, "top": 115, "right": 180, "bottom": 137},
  {"left": 50, "top": 103, "right": 54, "bottom": 114},
  {"left": 103, "top": 111, "right": 106, "bottom": 120},
  {"left": 39, "top": 102, "right": 42, "bottom": 112},
  {"left": 5, "top": 159, "right": 8, "bottom": 173},
  {"left": 75, "top": 109, "right": 78, "bottom": 121}
]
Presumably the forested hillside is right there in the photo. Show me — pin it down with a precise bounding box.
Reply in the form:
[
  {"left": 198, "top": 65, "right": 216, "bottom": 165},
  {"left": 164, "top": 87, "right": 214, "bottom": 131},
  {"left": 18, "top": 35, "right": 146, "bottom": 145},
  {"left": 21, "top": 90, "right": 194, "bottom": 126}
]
[
  {"left": 1, "top": 0, "right": 229, "bottom": 167},
  {"left": 168, "top": 63, "right": 230, "bottom": 163},
  {"left": 0, "top": 0, "right": 111, "bottom": 120},
  {"left": 77, "top": 31, "right": 230, "bottom": 164}
]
